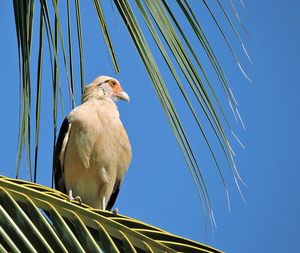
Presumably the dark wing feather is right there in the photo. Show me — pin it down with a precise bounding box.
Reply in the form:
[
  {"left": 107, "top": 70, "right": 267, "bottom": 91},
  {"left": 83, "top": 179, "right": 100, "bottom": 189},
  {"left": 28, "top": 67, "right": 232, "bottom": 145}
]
[
  {"left": 106, "top": 180, "right": 122, "bottom": 211},
  {"left": 53, "top": 117, "right": 70, "bottom": 194}
]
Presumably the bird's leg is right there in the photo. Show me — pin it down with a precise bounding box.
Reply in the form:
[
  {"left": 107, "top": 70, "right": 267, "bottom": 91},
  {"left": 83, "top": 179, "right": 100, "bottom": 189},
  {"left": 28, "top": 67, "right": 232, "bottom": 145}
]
[
  {"left": 101, "top": 196, "right": 106, "bottom": 210},
  {"left": 68, "top": 189, "right": 82, "bottom": 204},
  {"left": 112, "top": 208, "right": 119, "bottom": 215}
]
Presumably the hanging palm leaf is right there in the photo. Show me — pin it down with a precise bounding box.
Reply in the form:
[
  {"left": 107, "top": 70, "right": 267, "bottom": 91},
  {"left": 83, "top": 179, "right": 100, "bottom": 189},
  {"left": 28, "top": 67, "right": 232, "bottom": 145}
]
[{"left": 0, "top": 176, "right": 223, "bottom": 252}]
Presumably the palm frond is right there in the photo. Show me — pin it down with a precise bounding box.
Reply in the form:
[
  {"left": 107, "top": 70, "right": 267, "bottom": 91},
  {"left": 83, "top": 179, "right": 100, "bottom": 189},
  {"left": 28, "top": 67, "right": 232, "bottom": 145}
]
[{"left": 0, "top": 176, "right": 223, "bottom": 253}]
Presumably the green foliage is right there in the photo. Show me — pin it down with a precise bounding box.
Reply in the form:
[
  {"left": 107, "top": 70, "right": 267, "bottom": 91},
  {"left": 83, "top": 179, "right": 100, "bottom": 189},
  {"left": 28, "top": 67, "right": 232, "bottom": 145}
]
[{"left": 0, "top": 176, "right": 223, "bottom": 253}]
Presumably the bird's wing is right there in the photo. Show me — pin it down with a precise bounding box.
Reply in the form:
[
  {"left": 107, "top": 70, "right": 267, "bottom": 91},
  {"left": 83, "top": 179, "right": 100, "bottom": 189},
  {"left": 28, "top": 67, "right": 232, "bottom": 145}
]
[
  {"left": 53, "top": 116, "right": 71, "bottom": 194},
  {"left": 106, "top": 179, "right": 122, "bottom": 211}
]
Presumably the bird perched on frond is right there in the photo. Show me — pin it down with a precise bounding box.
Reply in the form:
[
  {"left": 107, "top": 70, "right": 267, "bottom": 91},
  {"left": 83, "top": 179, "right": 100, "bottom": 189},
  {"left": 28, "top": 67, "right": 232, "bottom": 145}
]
[{"left": 53, "top": 76, "right": 132, "bottom": 211}]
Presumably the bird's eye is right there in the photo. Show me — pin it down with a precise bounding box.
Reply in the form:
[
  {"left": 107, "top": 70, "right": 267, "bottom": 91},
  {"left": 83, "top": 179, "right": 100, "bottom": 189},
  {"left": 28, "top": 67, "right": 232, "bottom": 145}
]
[{"left": 110, "top": 80, "right": 117, "bottom": 87}]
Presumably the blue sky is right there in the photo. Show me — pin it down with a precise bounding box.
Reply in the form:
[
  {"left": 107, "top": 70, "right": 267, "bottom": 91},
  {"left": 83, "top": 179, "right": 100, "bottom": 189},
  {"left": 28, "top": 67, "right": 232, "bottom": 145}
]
[{"left": 0, "top": 1, "right": 299, "bottom": 252}]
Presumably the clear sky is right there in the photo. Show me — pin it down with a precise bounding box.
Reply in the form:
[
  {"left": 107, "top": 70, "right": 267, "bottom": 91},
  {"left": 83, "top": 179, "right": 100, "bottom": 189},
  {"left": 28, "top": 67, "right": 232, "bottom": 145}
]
[{"left": 0, "top": 1, "right": 299, "bottom": 253}]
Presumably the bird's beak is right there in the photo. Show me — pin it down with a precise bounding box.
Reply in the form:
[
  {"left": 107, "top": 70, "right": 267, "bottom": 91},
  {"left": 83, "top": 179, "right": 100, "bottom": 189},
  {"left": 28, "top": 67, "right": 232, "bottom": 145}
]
[{"left": 117, "top": 91, "right": 130, "bottom": 102}]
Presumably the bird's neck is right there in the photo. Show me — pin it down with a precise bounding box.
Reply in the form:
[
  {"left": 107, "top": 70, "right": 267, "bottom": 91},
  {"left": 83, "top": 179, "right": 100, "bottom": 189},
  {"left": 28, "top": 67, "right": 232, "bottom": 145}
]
[{"left": 82, "top": 97, "right": 118, "bottom": 110}]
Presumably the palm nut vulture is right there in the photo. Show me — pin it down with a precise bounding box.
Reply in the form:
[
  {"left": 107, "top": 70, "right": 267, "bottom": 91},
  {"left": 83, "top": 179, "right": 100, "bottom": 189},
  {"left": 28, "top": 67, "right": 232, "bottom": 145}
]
[{"left": 53, "top": 76, "right": 132, "bottom": 211}]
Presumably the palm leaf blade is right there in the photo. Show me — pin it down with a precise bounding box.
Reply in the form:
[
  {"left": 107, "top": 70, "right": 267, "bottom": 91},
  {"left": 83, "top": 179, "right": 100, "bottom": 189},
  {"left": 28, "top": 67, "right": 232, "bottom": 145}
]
[
  {"left": 0, "top": 188, "right": 53, "bottom": 252},
  {"left": 34, "top": 6, "right": 44, "bottom": 183},
  {"left": 94, "top": 221, "right": 120, "bottom": 253},
  {"left": 67, "top": 212, "right": 102, "bottom": 252},
  {"left": 0, "top": 205, "right": 36, "bottom": 252},
  {"left": 21, "top": 196, "right": 68, "bottom": 252},
  {"left": 119, "top": 231, "right": 138, "bottom": 253},
  {"left": 74, "top": 0, "right": 85, "bottom": 92},
  {"left": 13, "top": 0, "right": 34, "bottom": 180},
  {"left": 93, "top": 0, "right": 119, "bottom": 73},
  {"left": 0, "top": 225, "right": 21, "bottom": 253}
]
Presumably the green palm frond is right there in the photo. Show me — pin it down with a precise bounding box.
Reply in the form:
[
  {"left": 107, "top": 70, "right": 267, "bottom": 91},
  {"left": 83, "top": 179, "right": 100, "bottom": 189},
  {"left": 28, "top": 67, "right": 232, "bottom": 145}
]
[
  {"left": 0, "top": 176, "right": 223, "bottom": 253},
  {"left": 11, "top": 0, "right": 249, "bottom": 220}
]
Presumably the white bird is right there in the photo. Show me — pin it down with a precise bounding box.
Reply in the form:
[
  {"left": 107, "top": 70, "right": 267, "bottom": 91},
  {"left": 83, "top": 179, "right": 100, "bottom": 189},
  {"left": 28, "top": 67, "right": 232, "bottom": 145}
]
[{"left": 53, "top": 76, "right": 132, "bottom": 211}]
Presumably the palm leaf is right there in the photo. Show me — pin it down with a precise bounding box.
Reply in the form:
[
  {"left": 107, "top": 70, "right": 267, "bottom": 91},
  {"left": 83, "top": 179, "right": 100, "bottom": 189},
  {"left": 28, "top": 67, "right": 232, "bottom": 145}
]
[{"left": 0, "top": 175, "right": 223, "bottom": 253}]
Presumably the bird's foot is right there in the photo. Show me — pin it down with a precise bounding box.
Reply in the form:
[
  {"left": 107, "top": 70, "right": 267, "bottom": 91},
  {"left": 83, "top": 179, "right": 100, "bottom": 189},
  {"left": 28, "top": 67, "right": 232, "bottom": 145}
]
[
  {"left": 112, "top": 208, "right": 119, "bottom": 215},
  {"left": 68, "top": 189, "right": 82, "bottom": 204}
]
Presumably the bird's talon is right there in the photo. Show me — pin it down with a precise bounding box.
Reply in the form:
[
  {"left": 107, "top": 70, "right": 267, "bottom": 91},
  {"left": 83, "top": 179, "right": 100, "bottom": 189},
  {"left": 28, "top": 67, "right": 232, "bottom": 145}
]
[
  {"left": 73, "top": 196, "right": 82, "bottom": 204},
  {"left": 112, "top": 208, "right": 119, "bottom": 215},
  {"left": 68, "top": 190, "right": 82, "bottom": 204},
  {"left": 67, "top": 195, "right": 82, "bottom": 204}
]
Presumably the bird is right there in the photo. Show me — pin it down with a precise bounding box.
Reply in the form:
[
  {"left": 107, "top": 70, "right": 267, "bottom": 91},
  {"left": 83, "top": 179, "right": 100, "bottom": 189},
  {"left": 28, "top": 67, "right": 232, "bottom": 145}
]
[{"left": 53, "top": 75, "right": 132, "bottom": 211}]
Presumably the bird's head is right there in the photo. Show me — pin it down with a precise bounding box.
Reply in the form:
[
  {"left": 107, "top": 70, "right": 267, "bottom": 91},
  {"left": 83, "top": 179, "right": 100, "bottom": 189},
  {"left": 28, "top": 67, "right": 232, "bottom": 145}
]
[{"left": 82, "top": 76, "right": 130, "bottom": 103}]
